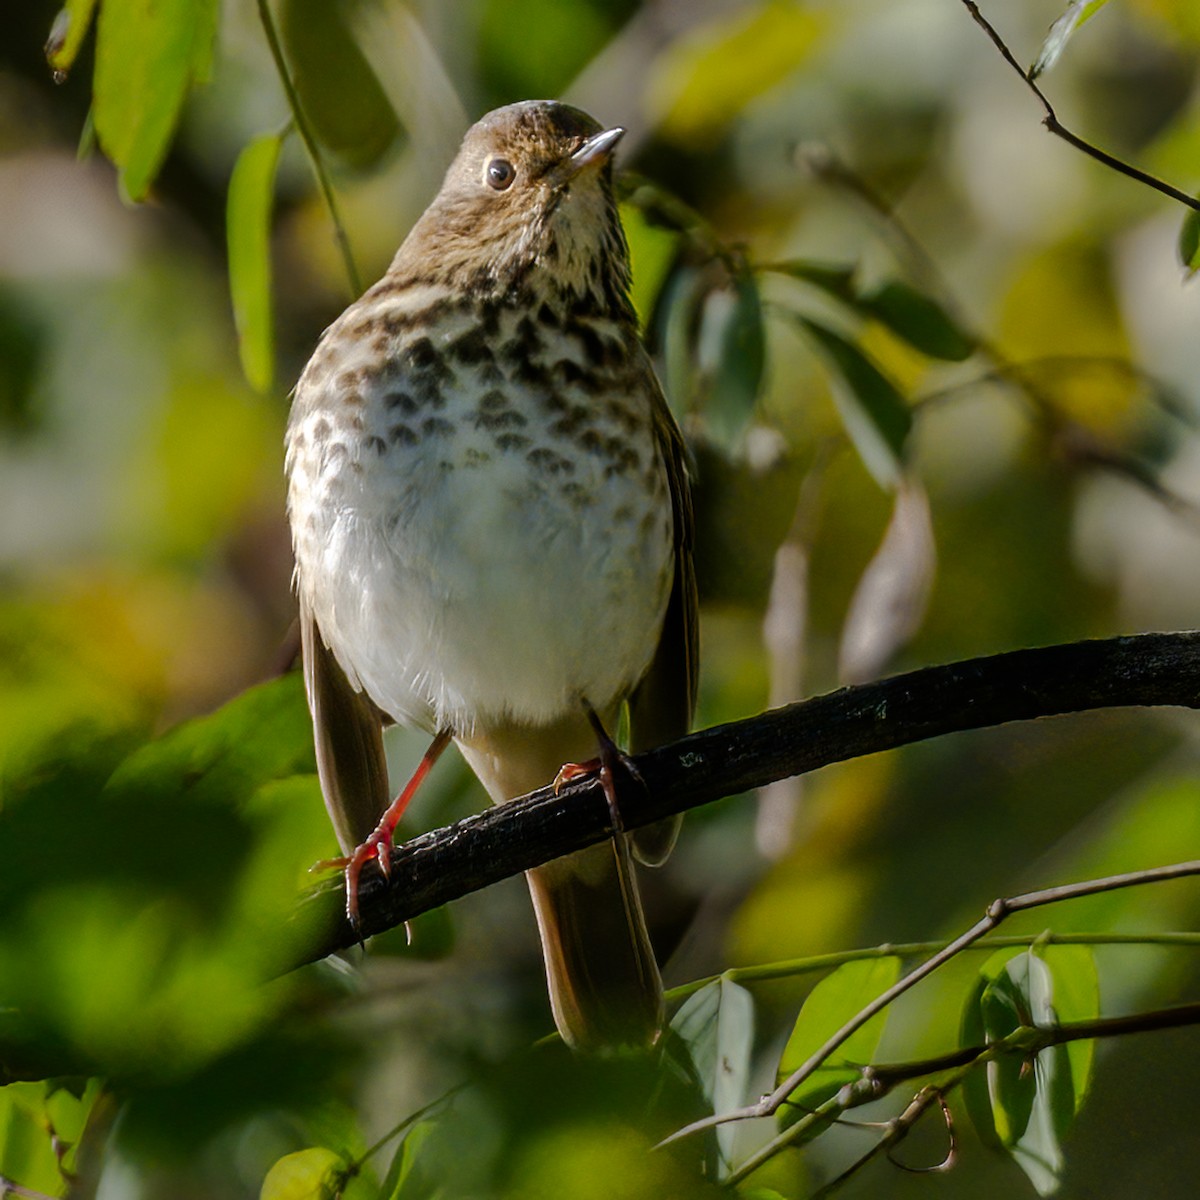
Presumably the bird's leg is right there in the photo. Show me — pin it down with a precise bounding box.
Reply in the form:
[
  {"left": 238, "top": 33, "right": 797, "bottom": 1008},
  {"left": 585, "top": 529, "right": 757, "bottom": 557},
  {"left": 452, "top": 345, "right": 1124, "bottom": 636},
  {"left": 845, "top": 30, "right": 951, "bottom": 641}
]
[
  {"left": 553, "top": 701, "right": 644, "bottom": 835},
  {"left": 317, "top": 727, "right": 453, "bottom": 927}
]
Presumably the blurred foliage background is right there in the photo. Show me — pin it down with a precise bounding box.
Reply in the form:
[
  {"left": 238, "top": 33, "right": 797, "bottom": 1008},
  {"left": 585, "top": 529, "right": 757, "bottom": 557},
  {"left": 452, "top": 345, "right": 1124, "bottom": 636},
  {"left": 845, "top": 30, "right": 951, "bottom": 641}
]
[{"left": 3, "top": 0, "right": 1200, "bottom": 1196}]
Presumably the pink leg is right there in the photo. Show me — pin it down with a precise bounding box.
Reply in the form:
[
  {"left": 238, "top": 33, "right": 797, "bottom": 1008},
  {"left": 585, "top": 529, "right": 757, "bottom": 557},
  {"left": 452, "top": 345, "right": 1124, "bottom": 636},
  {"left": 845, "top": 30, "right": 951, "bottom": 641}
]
[
  {"left": 552, "top": 703, "right": 643, "bottom": 834},
  {"left": 339, "top": 727, "right": 452, "bottom": 927}
]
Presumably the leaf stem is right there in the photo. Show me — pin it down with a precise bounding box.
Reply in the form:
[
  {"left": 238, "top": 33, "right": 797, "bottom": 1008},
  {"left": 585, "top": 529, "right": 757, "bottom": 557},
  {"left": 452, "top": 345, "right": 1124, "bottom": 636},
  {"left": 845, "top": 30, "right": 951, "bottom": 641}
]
[{"left": 255, "top": 0, "right": 363, "bottom": 296}]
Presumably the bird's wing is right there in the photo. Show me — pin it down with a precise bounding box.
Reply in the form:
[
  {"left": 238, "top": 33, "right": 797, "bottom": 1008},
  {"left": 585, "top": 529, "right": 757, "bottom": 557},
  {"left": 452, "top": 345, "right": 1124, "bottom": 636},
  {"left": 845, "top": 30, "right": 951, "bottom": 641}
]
[
  {"left": 300, "top": 598, "right": 391, "bottom": 854},
  {"left": 627, "top": 381, "right": 698, "bottom": 866}
]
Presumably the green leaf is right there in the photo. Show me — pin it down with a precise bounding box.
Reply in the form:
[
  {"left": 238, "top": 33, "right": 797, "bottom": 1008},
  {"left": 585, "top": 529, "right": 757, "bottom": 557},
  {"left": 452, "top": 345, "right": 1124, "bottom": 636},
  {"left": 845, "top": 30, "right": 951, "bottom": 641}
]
[
  {"left": 651, "top": 4, "right": 827, "bottom": 143},
  {"left": 228, "top": 132, "right": 284, "bottom": 393},
  {"left": 0, "top": 1082, "right": 68, "bottom": 1196},
  {"left": 92, "top": 0, "right": 219, "bottom": 200},
  {"left": 796, "top": 317, "right": 912, "bottom": 488},
  {"left": 770, "top": 260, "right": 975, "bottom": 361},
  {"left": 382, "top": 1120, "right": 439, "bottom": 1200},
  {"left": 1179, "top": 208, "right": 1200, "bottom": 276},
  {"left": 960, "top": 946, "right": 1099, "bottom": 1196},
  {"left": 768, "top": 259, "right": 856, "bottom": 299},
  {"left": 857, "top": 281, "right": 976, "bottom": 362},
  {"left": 708, "top": 270, "right": 766, "bottom": 445},
  {"left": 671, "top": 977, "right": 755, "bottom": 1170},
  {"left": 620, "top": 202, "right": 680, "bottom": 332},
  {"left": 106, "top": 672, "right": 314, "bottom": 805},
  {"left": 45, "top": 0, "right": 99, "bottom": 78},
  {"left": 776, "top": 957, "right": 900, "bottom": 1128},
  {"left": 280, "top": 0, "right": 400, "bottom": 171},
  {"left": 1031, "top": 0, "right": 1113, "bottom": 79},
  {"left": 260, "top": 1146, "right": 346, "bottom": 1200}
]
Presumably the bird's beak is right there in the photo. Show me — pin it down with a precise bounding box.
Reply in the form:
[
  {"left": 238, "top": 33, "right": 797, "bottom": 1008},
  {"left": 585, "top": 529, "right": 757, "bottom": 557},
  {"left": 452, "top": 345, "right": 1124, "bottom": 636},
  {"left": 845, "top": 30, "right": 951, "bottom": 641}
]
[{"left": 556, "top": 126, "right": 625, "bottom": 185}]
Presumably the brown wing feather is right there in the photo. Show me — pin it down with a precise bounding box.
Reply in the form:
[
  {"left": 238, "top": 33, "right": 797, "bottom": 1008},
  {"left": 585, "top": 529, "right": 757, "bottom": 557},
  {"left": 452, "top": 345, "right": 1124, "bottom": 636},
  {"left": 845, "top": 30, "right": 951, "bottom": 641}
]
[
  {"left": 300, "top": 600, "right": 391, "bottom": 854},
  {"left": 628, "top": 384, "right": 697, "bottom": 866}
]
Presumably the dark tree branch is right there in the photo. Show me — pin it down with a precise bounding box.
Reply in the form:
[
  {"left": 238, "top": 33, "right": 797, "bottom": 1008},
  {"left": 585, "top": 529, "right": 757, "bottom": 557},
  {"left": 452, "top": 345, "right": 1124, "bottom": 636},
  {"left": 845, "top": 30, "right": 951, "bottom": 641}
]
[{"left": 293, "top": 631, "right": 1200, "bottom": 964}]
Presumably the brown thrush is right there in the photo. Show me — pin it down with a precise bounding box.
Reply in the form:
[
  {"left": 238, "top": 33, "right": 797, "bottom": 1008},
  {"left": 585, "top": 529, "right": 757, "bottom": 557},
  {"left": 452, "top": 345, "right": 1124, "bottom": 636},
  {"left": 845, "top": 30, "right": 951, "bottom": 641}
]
[{"left": 285, "top": 100, "right": 697, "bottom": 1051}]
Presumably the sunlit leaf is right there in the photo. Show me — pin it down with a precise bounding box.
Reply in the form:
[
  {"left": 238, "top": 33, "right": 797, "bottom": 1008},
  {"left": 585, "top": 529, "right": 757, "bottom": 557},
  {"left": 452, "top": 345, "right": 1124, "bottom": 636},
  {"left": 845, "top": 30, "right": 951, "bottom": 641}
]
[
  {"left": 45, "top": 0, "right": 99, "bottom": 78},
  {"left": 260, "top": 1146, "right": 347, "bottom": 1200},
  {"left": 960, "top": 946, "right": 1099, "bottom": 1196},
  {"left": 650, "top": 4, "right": 827, "bottom": 143},
  {"left": 0, "top": 1082, "right": 67, "bottom": 1196},
  {"left": 228, "top": 132, "right": 284, "bottom": 393},
  {"left": 1031, "top": 0, "right": 1113, "bottom": 78},
  {"left": 280, "top": 0, "right": 400, "bottom": 170},
  {"left": 1179, "top": 208, "right": 1200, "bottom": 276},
  {"left": 620, "top": 202, "right": 680, "bottom": 332},
  {"left": 839, "top": 477, "right": 936, "bottom": 684},
  {"left": 776, "top": 957, "right": 900, "bottom": 1128},
  {"left": 671, "top": 977, "right": 755, "bottom": 1170},
  {"left": 92, "top": 0, "right": 218, "bottom": 200},
  {"left": 1041, "top": 945, "right": 1098, "bottom": 1120},
  {"left": 795, "top": 317, "right": 911, "bottom": 487}
]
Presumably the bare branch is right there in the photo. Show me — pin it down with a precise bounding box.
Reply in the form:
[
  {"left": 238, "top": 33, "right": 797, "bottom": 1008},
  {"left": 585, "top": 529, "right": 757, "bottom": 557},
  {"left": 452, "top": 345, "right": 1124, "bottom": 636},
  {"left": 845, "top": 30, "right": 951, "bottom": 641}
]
[{"left": 958, "top": 0, "right": 1200, "bottom": 212}]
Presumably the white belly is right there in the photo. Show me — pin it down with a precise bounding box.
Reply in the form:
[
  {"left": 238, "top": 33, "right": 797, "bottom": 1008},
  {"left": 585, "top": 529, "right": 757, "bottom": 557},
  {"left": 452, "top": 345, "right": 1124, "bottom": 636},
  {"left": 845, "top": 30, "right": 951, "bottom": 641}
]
[{"left": 286, "top": 315, "right": 674, "bottom": 734}]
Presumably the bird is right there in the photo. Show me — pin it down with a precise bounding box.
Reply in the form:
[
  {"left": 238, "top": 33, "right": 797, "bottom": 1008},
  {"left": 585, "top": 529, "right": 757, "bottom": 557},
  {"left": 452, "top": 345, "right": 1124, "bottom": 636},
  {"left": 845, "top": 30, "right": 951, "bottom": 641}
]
[{"left": 284, "top": 100, "right": 697, "bottom": 1052}]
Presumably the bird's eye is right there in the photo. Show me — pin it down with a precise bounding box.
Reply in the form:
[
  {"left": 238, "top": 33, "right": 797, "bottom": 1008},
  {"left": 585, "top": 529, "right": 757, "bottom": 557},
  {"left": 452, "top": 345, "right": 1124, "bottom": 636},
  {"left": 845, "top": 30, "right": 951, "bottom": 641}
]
[{"left": 486, "top": 158, "right": 516, "bottom": 191}]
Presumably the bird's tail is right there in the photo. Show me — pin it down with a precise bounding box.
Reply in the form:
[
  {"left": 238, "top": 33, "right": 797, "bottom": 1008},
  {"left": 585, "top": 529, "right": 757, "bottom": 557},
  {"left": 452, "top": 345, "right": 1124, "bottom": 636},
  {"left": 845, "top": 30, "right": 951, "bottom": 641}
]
[{"left": 525, "top": 836, "right": 663, "bottom": 1052}]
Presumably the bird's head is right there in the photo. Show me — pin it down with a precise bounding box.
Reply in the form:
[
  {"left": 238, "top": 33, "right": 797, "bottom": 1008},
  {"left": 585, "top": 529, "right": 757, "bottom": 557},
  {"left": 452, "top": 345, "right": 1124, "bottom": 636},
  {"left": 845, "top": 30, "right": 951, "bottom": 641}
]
[{"left": 398, "top": 100, "right": 632, "bottom": 312}]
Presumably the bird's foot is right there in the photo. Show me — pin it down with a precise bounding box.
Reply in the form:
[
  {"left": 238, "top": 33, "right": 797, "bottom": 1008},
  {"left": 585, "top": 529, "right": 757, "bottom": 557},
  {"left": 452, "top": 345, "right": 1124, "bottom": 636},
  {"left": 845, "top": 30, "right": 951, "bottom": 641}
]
[
  {"left": 313, "top": 728, "right": 453, "bottom": 930},
  {"left": 553, "top": 703, "right": 644, "bottom": 835}
]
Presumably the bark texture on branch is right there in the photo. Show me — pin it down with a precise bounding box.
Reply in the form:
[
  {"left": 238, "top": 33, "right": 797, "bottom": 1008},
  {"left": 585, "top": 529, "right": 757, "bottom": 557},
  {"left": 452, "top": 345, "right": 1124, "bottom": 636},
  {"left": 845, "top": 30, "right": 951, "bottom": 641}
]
[{"left": 296, "top": 631, "right": 1200, "bottom": 962}]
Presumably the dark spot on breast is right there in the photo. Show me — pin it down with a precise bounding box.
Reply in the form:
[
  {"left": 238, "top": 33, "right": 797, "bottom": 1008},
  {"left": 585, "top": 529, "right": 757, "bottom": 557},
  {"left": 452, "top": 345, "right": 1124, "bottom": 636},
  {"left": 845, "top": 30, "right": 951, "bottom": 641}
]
[
  {"left": 336, "top": 369, "right": 366, "bottom": 393},
  {"left": 495, "top": 432, "right": 532, "bottom": 451},
  {"left": 406, "top": 337, "right": 442, "bottom": 371},
  {"left": 560, "top": 480, "right": 591, "bottom": 506},
  {"left": 479, "top": 389, "right": 508, "bottom": 412},
  {"left": 550, "top": 406, "right": 589, "bottom": 438},
  {"left": 538, "top": 301, "right": 561, "bottom": 329},
  {"left": 384, "top": 391, "right": 419, "bottom": 415},
  {"left": 313, "top": 417, "right": 332, "bottom": 441},
  {"left": 464, "top": 447, "right": 491, "bottom": 467},
  {"left": 512, "top": 357, "right": 549, "bottom": 387},
  {"left": 447, "top": 326, "right": 493, "bottom": 365},
  {"left": 579, "top": 428, "right": 604, "bottom": 453},
  {"left": 554, "top": 359, "right": 585, "bottom": 386},
  {"left": 480, "top": 360, "right": 505, "bottom": 385},
  {"left": 422, "top": 416, "right": 455, "bottom": 437},
  {"left": 366, "top": 435, "right": 387, "bottom": 455},
  {"left": 475, "top": 409, "right": 527, "bottom": 431},
  {"left": 566, "top": 319, "right": 608, "bottom": 366},
  {"left": 527, "top": 447, "right": 574, "bottom": 475},
  {"left": 389, "top": 424, "right": 418, "bottom": 446},
  {"left": 476, "top": 300, "right": 502, "bottom": 338}
]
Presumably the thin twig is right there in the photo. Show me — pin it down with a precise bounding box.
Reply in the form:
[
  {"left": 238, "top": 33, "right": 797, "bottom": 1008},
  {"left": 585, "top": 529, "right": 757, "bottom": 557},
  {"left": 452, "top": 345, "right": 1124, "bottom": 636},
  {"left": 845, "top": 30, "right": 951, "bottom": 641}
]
[
  {"left": 255, "top": 0, "right": 363, "bottom": 296},
  {"left": 664, "top": 931, "right": 1200, "bottom": 1002},
  {"left": 659, "top": 860, "right": 1200, "bottom": 1152},
  {"left": 958, "top": 0, "right": 1200, "bottom": 212}
]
